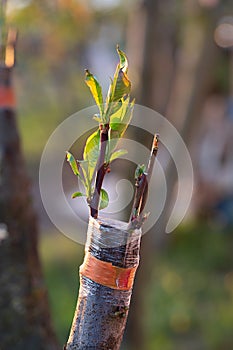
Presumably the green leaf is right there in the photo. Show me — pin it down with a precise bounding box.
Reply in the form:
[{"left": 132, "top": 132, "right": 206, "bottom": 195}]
[
  {"left": 77, "top": 160, "right": 91, "bottom": 197},
  {"left": 112, "top": 68, "right": 131, "bottom": 102},
  {"left": 78, "top": 160, "right": 89, "bottom": 180},
  {"left": 110, "top": 97, "right": 133, "bottom": 131},
  {"left": 105, "top": 48, "right": 131, "bottom": 118},
  {"left": 113, "top": 69, "right": 131, "bottom": 101},
  {"left": 117, "top": 45, "right": 128, "bottom": 73},
  {"left": 119, "top": 99, "right": 134, "bottom": 137},
  {"left": 83, "top": 129, "right": 100, "bottom": 181},
  {"left": 109, "top": 149, "right": 128, "bottom": 163},
  {"left": 72, "top": 192, "right": 86, "bottom": 199},
  {"left": 105, "top": 99, "right": 134, "bottom": 162},
  {"left": 107, "top": 100, "right": 122, "bottom": 118},
  {"left": 66, "top": 151, "right": 79, "bottom": 176},
  {"left": 108, "top": 98, "right": 134, "bottom": 156},
  {"left": 85, "top": 70, "right": 104, "bottom": 116},
  {"left": 99, "top": 189, "right": 109, "bottom": 210},
  {"left": 135, "top": 164, "right": 146, "bottom": 179}
]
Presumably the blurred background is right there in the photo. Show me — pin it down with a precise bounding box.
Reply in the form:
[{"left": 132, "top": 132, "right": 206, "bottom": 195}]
[{"left": 1, "top": 0, "right": 233, "bottom": 349}]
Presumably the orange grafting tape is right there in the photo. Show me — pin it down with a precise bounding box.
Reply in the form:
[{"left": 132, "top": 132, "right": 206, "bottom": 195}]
[
  {"left": 0, "top": 86, "right": 16, "bottom": 108},
  {"left": 80, "top": 253, "right": 138, "bottom": 291}
]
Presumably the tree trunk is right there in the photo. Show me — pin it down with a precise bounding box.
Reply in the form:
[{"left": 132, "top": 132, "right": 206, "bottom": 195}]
[
  {"left": 126, "top": 2, "right": 221, "bottom": 349},
  {"left": 0, "top": 65, "right": 58, "bottom": 349},
  {"left": 65, "top": 217, "right": 141, "bottom": 350},
  {"left": 126, "top": 1, "right": 178, "bottom": 348}
]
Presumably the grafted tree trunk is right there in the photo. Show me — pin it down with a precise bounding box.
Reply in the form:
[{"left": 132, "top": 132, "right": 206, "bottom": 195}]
[
  {"left": 0, "top": 61, "right": 58, "bottom": 348},
  {"left": 65, "top": 217, "right": 141, "bottom": 350}
]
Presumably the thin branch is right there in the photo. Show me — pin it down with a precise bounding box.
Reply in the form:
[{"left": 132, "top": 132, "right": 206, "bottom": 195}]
[
  {"left": 129, "top": 134, "right": 159, "bottom": 223},
  {"left": 90, "top": 123, "right": 109, "bottom": 218},
  {"left": 129, "top": 172, "right": 147, "bottom": 222},
  {"left": 140, "top": 133, "right": 159, "bottom": 213}
]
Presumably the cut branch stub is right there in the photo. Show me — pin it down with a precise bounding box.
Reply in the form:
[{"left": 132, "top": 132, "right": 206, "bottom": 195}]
[{"left": 130, "top": 134, "right": 159, "bottom": 224}]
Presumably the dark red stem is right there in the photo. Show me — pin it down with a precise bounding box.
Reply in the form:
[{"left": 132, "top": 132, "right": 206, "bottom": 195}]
[
  {"left": 130, "top": 134, "right": 159, "bottom": 222},
  {"left": 139, "top": 134, "right": 159, "bottom": 213},
  {"left": 90, "top": 123, "right": 109, "bottom": 218}
]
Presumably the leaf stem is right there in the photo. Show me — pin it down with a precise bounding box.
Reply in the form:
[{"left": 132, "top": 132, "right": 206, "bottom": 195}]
[
  {"left": 90, "top": 123, "right": 109, "bottom": 218},
  {"left": 130, "top": 134, "right": 159, "bottom": 222}
]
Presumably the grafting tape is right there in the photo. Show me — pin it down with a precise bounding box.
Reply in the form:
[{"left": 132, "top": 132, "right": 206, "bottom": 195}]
[
  {"left": 79, "top": 216, "right": 141, "bottom": 291},
  {"left": 80, "top": 252, "right": 138, "bottom": 291}
]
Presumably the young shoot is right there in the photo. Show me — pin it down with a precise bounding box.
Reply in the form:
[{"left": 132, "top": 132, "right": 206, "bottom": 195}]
[{"left": 66, "top": 46, "right": 134, "bottom": 218}]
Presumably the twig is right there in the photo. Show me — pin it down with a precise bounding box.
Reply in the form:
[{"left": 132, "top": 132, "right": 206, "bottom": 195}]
[
  {"left": 129, "top": 134, "right": 159, "bottom": 223},
  {"left": 90, "top": 123, "right": 109, "bottom": 218},
  {"left": 130, "top": 172, "right": 147, "bottom": 222},
  {"left": 140, "top": 133, "right": 159, "bottom": 212}
]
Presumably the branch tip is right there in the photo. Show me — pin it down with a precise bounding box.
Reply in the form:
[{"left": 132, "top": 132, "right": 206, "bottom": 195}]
[
  {"left": 129, "top": 133, "right": 159, "bottom": 223},
  {"left": 153, "top": 134, "right": 159, "bottom": 150}
]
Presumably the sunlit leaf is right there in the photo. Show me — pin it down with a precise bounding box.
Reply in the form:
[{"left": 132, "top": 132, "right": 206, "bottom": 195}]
[
  {"left": 105, "top": 99, "right": 134, "bottom": 162},
  {"left": 107, "top": 99, "right": 122, "bottom": 117},
  {"left": 66, "top": 151, "right": 79, "bottom": 176},
  {"left": 107, "top": 69, "right": 130, "bottom": 107},
  {"left": 109, "top": 149, "right": 128, "bottom": 163},
  {"left": 83, "top": 130, "right": 100, "bottom": 162},
  {"left": 105, "top": 48, "right": 131, "bottom": 118},
  {"left": 66, "top": 47, "right": 134, "bottom": 217},
  {"left": 72, "top": 192, "right": 86, "bottom": 199},
  {"left": 110, "top": 97, "right": 132, "bottom": 130},
  {"left": 83, "top": 129, "right": 100, "bottom": 181},
  {"left": 85, "top": 70, "right": 104, "bottom": 116},
  {"left": 119, "top": 99, "right": 134, "bottom": 137},
  {"left": 112, "top": 69, "right": 131, "bottom": 102},
  {"left": 99, "top": 189, "right": 109, "bottom": 210},
  {"left": 117, "top": 45, "right": 128, "bottom": 73},
  {"left": 109, "top": 97, "right": 134, "bottom": 146},
  {"left": 110, "top": 115, "right": 122, "bottom": 131},
  {"left": 75, "top": 159, "right": 91, "bottom": 197},
  {"left": 78, "top": 160, "right": 89, "bottom": 179}
]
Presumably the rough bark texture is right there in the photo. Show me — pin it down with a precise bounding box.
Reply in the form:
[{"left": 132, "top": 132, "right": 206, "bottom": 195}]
[
  {"left": 0, "top": 66, "right": 58, "bottom": 349},
  {"left": 65, "top": 217, "right": 141, "bottom": 350}
]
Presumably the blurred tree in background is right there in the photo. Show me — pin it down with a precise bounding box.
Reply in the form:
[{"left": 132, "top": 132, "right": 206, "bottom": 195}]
[
  {"left": 126, "top": 1, "right": 233, "bottom": 349},
  {"left": 1, "top": 0, "right": 233, "bottom": 349},
  {"left": 0, "top": 2, "right": 58, "bottom": 348}
]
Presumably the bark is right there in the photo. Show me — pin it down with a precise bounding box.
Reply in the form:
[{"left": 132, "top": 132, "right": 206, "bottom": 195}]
[
  {"left": 0, "top": 66, "right": 58, "bottom": 349},
  {"left": 65, "top": 217, "right": 141, "bottom": 350}
]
